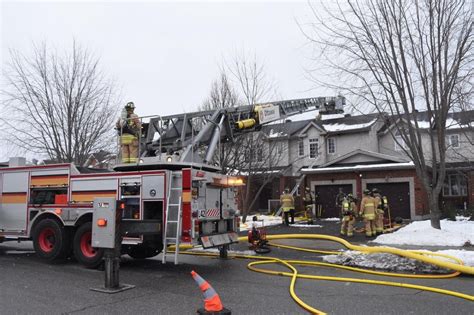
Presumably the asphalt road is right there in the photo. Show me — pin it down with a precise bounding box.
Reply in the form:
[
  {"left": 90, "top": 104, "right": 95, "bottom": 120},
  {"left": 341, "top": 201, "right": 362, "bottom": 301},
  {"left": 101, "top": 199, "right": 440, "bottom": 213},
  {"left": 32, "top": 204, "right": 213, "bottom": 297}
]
[{"left": 1, "top": 221, "right": 473, "bottom": 314}]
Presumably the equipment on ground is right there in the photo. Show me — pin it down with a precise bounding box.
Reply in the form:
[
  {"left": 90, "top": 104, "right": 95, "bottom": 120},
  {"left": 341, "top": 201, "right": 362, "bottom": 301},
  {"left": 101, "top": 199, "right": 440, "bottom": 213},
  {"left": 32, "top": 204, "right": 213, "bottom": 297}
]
[{"left": 247, "top": 217, "right": 271, "bottom": 254}]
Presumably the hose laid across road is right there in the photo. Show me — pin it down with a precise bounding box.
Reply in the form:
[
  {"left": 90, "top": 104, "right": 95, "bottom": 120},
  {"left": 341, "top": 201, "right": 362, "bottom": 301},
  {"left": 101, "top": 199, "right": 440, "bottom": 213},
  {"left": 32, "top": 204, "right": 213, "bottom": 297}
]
[{"left": 177, "top": 233, "right": 474, "bottom": 314}]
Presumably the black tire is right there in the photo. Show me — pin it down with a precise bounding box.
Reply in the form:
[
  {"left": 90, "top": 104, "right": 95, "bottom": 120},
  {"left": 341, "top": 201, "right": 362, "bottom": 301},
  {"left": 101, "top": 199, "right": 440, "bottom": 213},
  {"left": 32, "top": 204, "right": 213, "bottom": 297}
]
[
  {"left": 73, "top": 222, "right": 104, "bottom": 268},
  {"left": 254, "top": 245, "right": 271, "bottom": 254},
  {"left": 32, "top": 218, "right": 70, "bottom": 261},
  {"left": 128, "top": 244, "right": 162, "bottom": 259}
]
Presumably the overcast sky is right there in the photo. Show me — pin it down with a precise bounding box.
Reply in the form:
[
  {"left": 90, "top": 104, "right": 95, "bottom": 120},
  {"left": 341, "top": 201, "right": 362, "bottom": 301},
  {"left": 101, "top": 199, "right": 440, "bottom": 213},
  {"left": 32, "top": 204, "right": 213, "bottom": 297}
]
[{"left": 0, "top": 0, "right": 331, "bottom": 161}]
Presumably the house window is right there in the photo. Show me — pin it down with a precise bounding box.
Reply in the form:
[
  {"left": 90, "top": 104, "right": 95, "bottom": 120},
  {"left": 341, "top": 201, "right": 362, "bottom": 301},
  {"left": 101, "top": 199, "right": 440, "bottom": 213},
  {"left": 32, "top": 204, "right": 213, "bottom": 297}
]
[
  {"left": 276, "top": 142, "right": 283, "bottom": 155},
  {"left": 309, "top": 138, "right": 319, "bottom": 159},
  {"left": 394, "top": 130, "right": 408, "bottom": 151},
  {"left": 257, "top": 147, "right": 263, "bottom": 162},
  {"left": 443, "top": 174, "right": 467, "bottom": 196},
  {"left": 327, "top": 138, "right": 336, "bottom": 154},
  {"left": 298, "top": 140, "right": 304, "bottom": 157},
  {"left": 447, "top": 134, "right": 460, "bottom": 148}
]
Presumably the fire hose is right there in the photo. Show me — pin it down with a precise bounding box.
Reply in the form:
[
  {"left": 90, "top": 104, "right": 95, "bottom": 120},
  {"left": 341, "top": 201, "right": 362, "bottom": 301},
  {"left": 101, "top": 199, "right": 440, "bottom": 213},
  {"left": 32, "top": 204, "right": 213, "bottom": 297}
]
[{"left": 175, "top": 234, "right": 474, "bottom": 314}]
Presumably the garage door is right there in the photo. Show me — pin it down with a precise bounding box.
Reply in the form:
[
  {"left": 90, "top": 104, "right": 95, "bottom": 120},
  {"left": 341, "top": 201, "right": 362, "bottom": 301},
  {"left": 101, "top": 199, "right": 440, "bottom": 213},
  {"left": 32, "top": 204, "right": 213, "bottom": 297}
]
[
  {"left": 314, "top": 184, "right": 353, "bottom": 218},
  {"left": 366, "top": 182, "right": 410, "bottom": 219}
]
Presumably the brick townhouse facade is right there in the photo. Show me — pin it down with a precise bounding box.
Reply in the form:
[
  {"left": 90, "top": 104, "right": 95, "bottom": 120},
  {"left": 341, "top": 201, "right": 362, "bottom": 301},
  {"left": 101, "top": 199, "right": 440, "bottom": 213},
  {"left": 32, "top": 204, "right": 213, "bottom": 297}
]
[{"left": 251, "top": 110, "right": 474, "bottom": 220}]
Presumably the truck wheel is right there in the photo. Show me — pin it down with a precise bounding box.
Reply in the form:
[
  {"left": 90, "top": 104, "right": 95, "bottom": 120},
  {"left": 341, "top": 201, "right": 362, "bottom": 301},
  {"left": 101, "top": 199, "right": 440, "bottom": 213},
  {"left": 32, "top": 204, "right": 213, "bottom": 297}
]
[
  {"left": 73, "top": 222, "right": 104, "bottom": 268},
  {"left": 128, "top": 244, "right": 162, "bottom": 259},
  {"left": 32, "top": 219, "right": 70, "bottom": 261}
]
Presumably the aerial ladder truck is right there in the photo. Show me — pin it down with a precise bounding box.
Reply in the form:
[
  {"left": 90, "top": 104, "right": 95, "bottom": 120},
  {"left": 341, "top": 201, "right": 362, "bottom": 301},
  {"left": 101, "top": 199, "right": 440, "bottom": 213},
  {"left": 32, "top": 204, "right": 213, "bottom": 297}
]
[{"left": 0, "top": 96, "right": 344, "bottom": 267}]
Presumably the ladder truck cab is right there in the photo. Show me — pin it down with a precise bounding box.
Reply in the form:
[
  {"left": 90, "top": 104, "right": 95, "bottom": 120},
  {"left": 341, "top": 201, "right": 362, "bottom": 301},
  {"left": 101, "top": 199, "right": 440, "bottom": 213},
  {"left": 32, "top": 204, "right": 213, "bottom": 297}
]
[{"left": 0, "top": 96, "right": 344, "bottom": 266}]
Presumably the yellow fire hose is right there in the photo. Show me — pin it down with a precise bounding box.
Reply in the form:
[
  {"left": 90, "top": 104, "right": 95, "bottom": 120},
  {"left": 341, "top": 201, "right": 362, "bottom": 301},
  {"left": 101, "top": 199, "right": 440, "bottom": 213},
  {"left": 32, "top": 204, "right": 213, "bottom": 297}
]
[{"left": 174, "top": 234, "right": 474, "bottom": 314}]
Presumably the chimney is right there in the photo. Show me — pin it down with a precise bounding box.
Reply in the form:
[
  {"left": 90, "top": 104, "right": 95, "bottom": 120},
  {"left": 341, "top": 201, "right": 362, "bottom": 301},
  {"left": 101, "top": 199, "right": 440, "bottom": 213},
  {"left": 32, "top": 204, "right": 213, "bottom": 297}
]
[{"left": 9, "top": 157, "right": 26, "bottom": 167}]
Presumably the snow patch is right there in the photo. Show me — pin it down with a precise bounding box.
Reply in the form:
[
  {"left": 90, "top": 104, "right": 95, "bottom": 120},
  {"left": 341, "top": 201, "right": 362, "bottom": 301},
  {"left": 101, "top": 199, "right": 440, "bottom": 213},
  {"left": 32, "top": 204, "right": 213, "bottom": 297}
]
[
  {"left": 436, "top": 249, "right": 474, "bottom": 267},
  {"left": 323, "top": 119, "right": 376, "bottom": 132},
  {"left": 320, "top": 217, "right": 340, "bottom": 222},
  {"left": 239, "top": 215, "right": 282, "bottom": 232},
  {"left": 323, "top": 251, "right": 451, "bottom": 273},
  {"left": 188, "top": 247, "right": 256, "bottom": 256},
  {"left": 289, "top": 224, "right": 322, "bottom": 228},
  {"left": 372, "top": 219, "right": 474, "bottom": 247}
]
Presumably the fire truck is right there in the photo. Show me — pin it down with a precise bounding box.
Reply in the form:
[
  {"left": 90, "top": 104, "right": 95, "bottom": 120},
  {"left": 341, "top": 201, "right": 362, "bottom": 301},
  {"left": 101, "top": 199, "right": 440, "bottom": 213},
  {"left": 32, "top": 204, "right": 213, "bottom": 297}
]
[{"left": 0, "top": 96, "right": 344, "bottom": 267}]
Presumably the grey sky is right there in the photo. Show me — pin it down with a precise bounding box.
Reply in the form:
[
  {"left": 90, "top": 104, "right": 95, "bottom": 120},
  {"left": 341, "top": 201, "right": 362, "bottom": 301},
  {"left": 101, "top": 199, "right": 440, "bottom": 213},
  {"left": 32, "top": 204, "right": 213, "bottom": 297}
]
[{"left": 0, "top": 0, "right": 329, "bottom": 160}]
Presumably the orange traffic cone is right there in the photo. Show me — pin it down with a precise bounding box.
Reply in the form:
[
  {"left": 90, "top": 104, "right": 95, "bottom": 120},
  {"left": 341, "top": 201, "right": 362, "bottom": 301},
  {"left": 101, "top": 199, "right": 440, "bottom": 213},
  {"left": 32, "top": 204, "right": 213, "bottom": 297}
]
[{"left": 191, "top": 270, "right": 231, "bottom": 315}]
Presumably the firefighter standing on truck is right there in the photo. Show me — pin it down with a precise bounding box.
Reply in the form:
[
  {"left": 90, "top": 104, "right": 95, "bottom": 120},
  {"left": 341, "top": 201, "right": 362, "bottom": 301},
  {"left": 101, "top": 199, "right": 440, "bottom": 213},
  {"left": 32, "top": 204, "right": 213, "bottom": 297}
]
[
  {"left": 359, "top": 189, "right": 377, "bottom": 238},
  {"left": 280, "top": 188, "right": 295, "bottom": 225},
  {"left": 116, "top": 102, "right": 141, "bottom": 163},
  {"left": 340, "top": 193, "right": 357, "bottom": 237},
  {"left": 372, "top": 188, "right": 385, "bottom": 235}
]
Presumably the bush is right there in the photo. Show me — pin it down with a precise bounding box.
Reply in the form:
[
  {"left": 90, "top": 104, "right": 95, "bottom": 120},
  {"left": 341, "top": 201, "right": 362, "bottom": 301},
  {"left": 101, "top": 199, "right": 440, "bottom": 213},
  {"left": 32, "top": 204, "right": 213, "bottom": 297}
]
[{"left": 441, "top": 203, "right": 457, "bottom": 221}]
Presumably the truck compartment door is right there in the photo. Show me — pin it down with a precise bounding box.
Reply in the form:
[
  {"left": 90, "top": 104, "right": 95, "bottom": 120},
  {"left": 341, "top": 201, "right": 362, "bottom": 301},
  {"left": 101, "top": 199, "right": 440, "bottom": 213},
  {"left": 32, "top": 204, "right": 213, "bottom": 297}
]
[{"left": 0, "top": 172, "right": 29, "bottom": 232}]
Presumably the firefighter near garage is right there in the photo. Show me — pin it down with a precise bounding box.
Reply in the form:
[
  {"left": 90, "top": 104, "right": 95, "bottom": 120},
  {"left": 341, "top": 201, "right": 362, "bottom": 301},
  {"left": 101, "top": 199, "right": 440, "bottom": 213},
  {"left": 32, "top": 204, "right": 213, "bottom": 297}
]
[
  {"left": 280, "top": 188, "right": 295, "bottom": 225},
  {"left": 340, "top": 193, "right": 357, "bottom": 237},
  {"left": 302, "top": 186, "right": 315, "bottom": 224},
  {"left": 359, "top": 189, "right": 377, "bottom": 238},
  {"left": 372, "top": 188, "right": 385, "bottom": 235},
  {"left": 116, "top": 102, "right": 141, "bottom": 163}
]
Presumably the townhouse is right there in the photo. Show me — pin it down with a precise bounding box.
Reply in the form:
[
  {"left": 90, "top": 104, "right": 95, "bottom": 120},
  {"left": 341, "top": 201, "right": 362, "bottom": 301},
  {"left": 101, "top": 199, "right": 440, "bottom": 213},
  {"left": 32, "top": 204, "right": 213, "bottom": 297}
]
[{"left": 251, "top": 110, "right": 474, "bottom": 220}]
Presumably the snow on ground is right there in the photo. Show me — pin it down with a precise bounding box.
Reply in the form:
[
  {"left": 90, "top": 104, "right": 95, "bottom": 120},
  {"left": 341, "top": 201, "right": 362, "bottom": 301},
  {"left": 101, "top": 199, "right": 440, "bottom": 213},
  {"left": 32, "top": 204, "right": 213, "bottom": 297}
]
[
  {"left": 320, "top": 217, "right": 340, "bottom": 222},
  {"left": 289, "top": 224, "right": 322, "bottom": 228},
  {"left": 372, "top": 219, "right": 474, "bottom": 247},
  {"left": 187, "top": 247, "right": 256, "bottom": 256},
  {"left": 239, "top": 214, "right": 283, "bottom": 232},
  {"left": 435, "top": 250, "right": 474, "bottom": 267},
  {"left": 323, "top": 251, "right": 451, "bottom": 273}
]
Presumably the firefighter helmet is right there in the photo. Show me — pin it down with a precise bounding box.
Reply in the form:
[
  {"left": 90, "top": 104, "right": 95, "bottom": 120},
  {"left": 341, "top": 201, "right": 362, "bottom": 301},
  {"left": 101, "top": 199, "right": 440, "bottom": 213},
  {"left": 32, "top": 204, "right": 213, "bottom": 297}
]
[
  {"left": 125, "top": 102, "right": 135, "bottom": 110},
  {"left": 372, "top": 188, "right": 379, "bottom": 194},
  {"left": 363, "top": 189, "right": 371, "bottom": 195}
]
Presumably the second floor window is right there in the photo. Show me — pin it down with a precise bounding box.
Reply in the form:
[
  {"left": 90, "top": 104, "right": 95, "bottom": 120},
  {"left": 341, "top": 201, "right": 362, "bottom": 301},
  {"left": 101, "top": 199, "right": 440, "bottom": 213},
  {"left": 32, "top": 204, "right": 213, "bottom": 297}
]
[
  {"left": 447, "top": 134, "right": 460, "bottom": 148},
  {"left": 309, "top": 138, "right": 319, "bottom": 159},
  {"left": 394, "top": 130, "right": 408, "bottom": 151},
  {"left": 257, "top": 147, "right": 263, "bottom": 162},
  {"left": 298, "top": 140, "right": 304, "bottom": 156},
  {"left": 327, "top": 138, "right": 336, "bottom": 154}
]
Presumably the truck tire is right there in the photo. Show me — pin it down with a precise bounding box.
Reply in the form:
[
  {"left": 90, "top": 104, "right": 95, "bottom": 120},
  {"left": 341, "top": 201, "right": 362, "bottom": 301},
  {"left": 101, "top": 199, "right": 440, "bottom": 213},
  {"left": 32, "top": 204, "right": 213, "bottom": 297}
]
[
  {"left": 73, "top": 222, "right": 104, "bottom": 268},
  {"left": 32, "top": 218, "right": 70, "bottom": 261},
  {"left": 128, "top": 244, "right": 163, "bottom": 259}
]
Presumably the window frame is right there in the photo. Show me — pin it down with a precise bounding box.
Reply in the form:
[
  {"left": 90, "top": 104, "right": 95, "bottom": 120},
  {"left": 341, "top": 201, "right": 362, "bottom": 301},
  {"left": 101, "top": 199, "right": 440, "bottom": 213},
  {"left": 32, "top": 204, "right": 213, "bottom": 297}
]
[
  {"left": 327, "top": 137, "right": 336, "bottom": 154},
  {"left": 298, "top": 139, "right": 304, "bottom": 157},
  {"left": 309, "top": 138, "right": 319, "bottom": 159},
  {"left": 394, "top": 130, "right": 408, "bottom": 152},
  {"left": 447, "top": 134, "right": 460, "bottom": 148}
]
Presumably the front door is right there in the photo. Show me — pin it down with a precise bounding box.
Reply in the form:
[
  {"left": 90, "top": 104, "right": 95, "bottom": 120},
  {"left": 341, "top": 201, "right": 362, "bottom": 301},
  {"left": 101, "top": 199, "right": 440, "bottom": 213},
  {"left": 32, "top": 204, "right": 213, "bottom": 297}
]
[{"left": 314, "top": 184, "right": 353, "bottom": 218}]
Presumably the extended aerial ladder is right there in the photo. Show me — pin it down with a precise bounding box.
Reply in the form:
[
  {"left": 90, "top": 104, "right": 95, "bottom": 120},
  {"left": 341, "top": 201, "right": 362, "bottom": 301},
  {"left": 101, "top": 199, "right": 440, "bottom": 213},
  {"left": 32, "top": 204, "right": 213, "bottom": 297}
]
[{"left": 116, "top": 96, "right": 345, "bottom": 171}]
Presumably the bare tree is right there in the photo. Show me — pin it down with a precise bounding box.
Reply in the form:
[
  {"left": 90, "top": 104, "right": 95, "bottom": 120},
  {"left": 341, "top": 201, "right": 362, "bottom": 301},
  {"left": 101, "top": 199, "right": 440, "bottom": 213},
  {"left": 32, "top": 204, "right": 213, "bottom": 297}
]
[
  {"left": 304, "top": 0, "right": 473, "bottom": 228},
  {"left": 200, "top": 54, "right": 283, "bottom": 222},
  {"left": 199, "top": 72, "right": 239, "bottom": 111},
  {"left": 1, "top": 41, "right": 119, "bottom": 165}
]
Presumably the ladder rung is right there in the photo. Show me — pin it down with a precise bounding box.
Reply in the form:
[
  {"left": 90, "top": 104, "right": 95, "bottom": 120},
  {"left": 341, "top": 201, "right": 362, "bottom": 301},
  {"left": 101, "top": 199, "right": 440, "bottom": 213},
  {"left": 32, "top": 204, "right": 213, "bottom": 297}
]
[
  {"left": 168, "top": 204, "right": 180, "bottom": 206},
  {"left": 171, "top": 187, "right": 182, "bottom": 190}
]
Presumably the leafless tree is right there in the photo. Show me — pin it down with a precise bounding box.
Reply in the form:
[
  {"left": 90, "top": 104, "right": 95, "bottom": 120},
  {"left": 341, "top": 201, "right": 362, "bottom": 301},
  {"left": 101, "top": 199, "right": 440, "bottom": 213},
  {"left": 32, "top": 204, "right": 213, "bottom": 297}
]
[
  {"left": 304, "top": 0, "right": 473, "bottom": 228},
  {"left": 200, "top": 54, "right": 283, "bottom": 222},
  {"left": 199, "top": 72, "right": 239, "bottom": 111},
  {"left": 1, "top": 41, "right": 119, "bottom": 165}
]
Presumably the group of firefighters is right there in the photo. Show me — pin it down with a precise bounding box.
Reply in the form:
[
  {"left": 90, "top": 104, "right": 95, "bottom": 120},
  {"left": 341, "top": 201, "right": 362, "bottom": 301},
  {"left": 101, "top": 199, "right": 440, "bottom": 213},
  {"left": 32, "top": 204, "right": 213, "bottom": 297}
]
[{"left": 280, "top": 187, "right": 389, "bottom": 238}]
